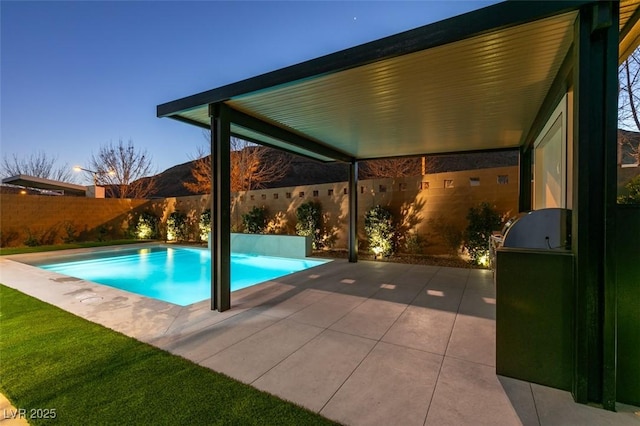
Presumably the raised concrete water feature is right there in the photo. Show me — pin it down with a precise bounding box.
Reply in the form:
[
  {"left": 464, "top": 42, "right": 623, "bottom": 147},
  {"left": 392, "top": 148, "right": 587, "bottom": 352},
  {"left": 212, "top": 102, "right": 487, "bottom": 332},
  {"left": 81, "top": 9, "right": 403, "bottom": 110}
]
[{"left": 208, "top": 233, "right": 312, "bottom": 259}]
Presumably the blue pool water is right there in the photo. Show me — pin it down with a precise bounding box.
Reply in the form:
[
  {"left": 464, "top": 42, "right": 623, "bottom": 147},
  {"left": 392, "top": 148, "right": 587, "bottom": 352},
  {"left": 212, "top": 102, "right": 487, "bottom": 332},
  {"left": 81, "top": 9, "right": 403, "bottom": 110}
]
[{"left": 38, "top": 246, "right": 328, "bottom": 306}]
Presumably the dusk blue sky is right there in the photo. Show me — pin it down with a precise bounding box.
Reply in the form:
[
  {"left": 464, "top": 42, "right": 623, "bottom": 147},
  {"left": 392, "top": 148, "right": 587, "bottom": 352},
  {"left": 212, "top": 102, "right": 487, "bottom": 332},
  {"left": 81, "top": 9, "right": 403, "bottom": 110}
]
[{"left": 2, "top": 1, "right": 499, "bottom": 183}]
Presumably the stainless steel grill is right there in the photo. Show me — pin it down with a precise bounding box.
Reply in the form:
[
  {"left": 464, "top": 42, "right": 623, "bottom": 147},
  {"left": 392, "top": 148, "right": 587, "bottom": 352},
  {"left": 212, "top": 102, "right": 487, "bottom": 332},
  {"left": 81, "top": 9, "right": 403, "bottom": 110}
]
[
  {"left": 490, "top": 208, "right": 572, "bottom": 270},
  {"left": 502, "top": 208, "right": 572, "bottom": 250}
]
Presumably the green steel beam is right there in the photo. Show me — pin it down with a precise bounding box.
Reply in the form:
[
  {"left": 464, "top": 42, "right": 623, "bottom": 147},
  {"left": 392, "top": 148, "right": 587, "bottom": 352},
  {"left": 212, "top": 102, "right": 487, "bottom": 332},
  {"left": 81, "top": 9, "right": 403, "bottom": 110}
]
[
  {"left": 521, "top": 45, "right": 574, "bottom": 152},
  {"left": 210, "top": 103, "right": 232, "bottom": 312},
  {"left": 226, "top": 107, "right": 353, "bottom": 163}
]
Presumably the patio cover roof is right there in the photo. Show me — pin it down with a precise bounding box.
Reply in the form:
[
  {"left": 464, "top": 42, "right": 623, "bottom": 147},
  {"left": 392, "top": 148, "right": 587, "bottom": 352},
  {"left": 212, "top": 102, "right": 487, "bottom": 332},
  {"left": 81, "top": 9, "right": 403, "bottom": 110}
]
[
  {"left": 1, "top": 175, "right": 87, "bottom": 196},
  {"left": 158, "top": 1, "right": 640, "bottom": 163}
]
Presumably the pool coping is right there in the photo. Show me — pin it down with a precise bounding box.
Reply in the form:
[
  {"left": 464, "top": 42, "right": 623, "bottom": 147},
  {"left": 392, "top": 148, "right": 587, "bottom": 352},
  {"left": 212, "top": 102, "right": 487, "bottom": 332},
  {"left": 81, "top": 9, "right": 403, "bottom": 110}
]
[
  {"left": 0, "top": 243, "right": 333, "bottom": 343},
  {"left": 5, "top": 242, "right": 330, "bottom": 307}
]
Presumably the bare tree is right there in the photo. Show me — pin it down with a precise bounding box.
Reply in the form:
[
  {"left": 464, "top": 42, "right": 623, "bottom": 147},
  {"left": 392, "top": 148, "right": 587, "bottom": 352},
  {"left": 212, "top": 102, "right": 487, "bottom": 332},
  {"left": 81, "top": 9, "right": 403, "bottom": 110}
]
[
  {"left": 619, "top": 50, "right": 640, "bottom": 165},
  {"left": 619, "top": 50, "right": 640, "bottom": 131},
  {"left": 183, "top": 145, "right": 212, "bottom": 194},
  {"left": 360, "top": 156, "right": 438, "bottom": 179},
  {"left": 89, "top": 139, "right": 157, "bottom": 199},
  {"left": 1, "top": 151, "right": 74, "bottom": 181},
  {"left": 184, "top": 134, "right": 291, "bottom": 193}
]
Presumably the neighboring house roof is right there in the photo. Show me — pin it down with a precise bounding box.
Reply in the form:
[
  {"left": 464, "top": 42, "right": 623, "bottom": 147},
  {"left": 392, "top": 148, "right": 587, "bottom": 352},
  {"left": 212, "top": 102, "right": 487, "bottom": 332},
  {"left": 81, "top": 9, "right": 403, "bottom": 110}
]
[{"left": 1, "top": 175, "right": 87, "bottom": 196}]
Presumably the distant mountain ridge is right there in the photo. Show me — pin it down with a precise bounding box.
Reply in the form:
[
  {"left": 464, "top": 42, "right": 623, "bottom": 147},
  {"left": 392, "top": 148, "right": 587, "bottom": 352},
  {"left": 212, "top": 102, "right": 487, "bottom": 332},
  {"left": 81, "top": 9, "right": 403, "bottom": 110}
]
[{"left": 148, "top": 149, "right": 519, "bottom": 198}]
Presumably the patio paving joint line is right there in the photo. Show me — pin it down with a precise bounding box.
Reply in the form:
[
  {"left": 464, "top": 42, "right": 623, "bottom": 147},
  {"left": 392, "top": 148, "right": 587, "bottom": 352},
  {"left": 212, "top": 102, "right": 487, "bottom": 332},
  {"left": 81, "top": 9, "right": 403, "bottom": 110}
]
[
  {"left": 529, "top": 382, "right": 543, "bottom": 426},
  {"left": 376, "top": 266, "right": 435, "bottom": 344},
  {"left": 318, "top": 337, "right": 381, "bottom": 414},
  {"left": 246, "top": 321, "right": 329, "bottom": 387},
  {"left": 195, "top": 312, "right": 287, "bottom": 364},
  {"left": 422, "top": 350, "right": 447, "bottom": 425}
]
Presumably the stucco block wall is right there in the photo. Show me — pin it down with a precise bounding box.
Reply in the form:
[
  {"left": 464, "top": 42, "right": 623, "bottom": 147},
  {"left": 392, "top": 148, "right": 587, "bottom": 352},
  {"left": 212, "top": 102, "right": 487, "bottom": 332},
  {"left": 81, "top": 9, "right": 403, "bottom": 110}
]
[
  {"left": 1, "top": 166, "right": 518, "bottom": 253},
  {"left": 0, "top": 194, "right": 150, "bottom": 246},
  {"left": 231, "top": 166, "right": 519, "bottom": 253}
]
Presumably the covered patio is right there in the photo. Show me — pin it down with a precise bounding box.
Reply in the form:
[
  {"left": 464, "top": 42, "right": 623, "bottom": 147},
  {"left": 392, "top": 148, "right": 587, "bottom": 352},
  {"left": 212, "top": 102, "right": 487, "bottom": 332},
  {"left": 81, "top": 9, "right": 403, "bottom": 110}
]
[{"left": 157, "top": 0, "right": 639, "bottom": 411}]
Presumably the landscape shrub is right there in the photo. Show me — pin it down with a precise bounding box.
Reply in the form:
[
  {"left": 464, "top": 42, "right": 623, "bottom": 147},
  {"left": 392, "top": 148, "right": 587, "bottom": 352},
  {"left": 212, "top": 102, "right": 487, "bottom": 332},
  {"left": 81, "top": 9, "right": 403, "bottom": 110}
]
[
  {"left": 167, "top": 211, "right": 188, "bottom": 242},
  {"left": 464, "top": 202, "right": 502, "bottom": 266},
  {"left": 265, "top": 211, "right": 288, "bottom": 235},
  {"left": 96, "top": 225, "right": 109, "bottom": 242},
  {"left": 617, "top": 175, "right": 640, "bottom": 204},
  {"left": 295, "top": 201, "right": 323, "bottom": 249},
  {"left": 0, "top": 228, "right": 19, "bottom": 247},
  {"left": 242, "top": 206, "right": 268, "bottom": 234},
  {"left": 441, "top": 223, "right": 464, "bottom": 255},
  {"left": 364, "top": 205, "right": 396, "bottom": 257},
  {"left": 136, "top": 212, "right": 159, "bottom": 239},
  {"left": 23, "top": 228, "right": 40, "bottom": 247},
  {"left": 404, "top": 230, "right": 426, "bottom": 254},
  {"left": 199, "top": 209, "right": 211, "bottom": 241},
  {"left": 62, "top": 221, "right": 78, "bottom": 243}
]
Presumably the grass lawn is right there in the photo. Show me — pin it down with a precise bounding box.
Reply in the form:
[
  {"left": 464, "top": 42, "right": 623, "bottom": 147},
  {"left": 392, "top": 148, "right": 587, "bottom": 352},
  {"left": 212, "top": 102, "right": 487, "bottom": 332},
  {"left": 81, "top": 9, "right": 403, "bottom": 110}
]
[
  {"left": 0, "top": 240, "right": 151, "bottom": 256},
  {"left": 0, "top": 285, "right": 337, "bottom": 425}
]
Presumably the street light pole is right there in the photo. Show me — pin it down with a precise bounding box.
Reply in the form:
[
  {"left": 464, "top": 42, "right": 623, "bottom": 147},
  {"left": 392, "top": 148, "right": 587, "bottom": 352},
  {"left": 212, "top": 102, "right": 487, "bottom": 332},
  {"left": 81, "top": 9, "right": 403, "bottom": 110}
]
[{"left": 73, "top": 166, "right": 113, "bottom": 186}]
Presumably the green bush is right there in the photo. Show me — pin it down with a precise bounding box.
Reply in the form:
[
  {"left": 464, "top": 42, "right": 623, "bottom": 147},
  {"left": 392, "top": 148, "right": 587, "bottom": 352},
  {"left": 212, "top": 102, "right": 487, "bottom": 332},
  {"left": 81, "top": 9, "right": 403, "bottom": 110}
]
[
  {"left": 96, "top": 225, "right": 109, "bottom": 242},
  {"left": 199, "top": 209, "right": 211, "bottom": 241},
  {"left": 62, "top": 221, "right": 78, "bottom": 244},
  {"left": 167, "top": 211, "right": 188, "bottom": 242},
  {"left": 464, "top": 202, "right": 501, "bottom": 266},
  {"left": 265, "top": 211, "right": 288, "bottom": 235},
  {"left": 136, "top": 212, "right": 159, "bottom": 239},
  {"left": 24, "top": 229, "right": 40, "bottom": 247},
  {"left": 364, "top": 205, "right": 396, "bottom": 257},
  {"left": 404, "top": 231, "right": 426, "bottom": 254},
  {"left": 441, "top": 223, "right": 464, "bottom": 256},
  {"left": 618, "top": 174, "right": 640, "bottom": 204},
  {"left": 295, "top": 201, "right": 323, "bottom": 249},
  {"left": 0, "top": 228, "right": 19, "bottom": 248},
  {"left": 242, "top": 206, "right": 268, "bottom": 234}
]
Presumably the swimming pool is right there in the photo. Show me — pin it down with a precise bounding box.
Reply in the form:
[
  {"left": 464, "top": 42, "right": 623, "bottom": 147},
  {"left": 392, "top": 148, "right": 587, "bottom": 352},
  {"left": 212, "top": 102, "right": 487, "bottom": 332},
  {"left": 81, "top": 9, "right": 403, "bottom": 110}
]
[{"left": 36, "top": 246, "right": 328, "bottom": 306}]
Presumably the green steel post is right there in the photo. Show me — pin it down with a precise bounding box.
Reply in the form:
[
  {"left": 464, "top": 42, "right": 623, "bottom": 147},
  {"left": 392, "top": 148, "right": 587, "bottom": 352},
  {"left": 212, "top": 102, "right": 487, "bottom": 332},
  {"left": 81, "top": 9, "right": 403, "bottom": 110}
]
[
  {"left": 348, "top": 161, "right": 358, "bottom": 263},
  {"left": 572, "top": 2, "right": 619, "bottom": 408},
  {"left": 210, "top": 103, "right": 232, "bottom": 312}
]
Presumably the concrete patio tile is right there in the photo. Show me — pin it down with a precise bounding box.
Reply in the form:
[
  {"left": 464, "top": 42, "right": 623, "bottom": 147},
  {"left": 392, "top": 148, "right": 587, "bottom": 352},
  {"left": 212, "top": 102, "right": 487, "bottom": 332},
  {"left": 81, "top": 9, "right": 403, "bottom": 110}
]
[
  {"left": 457, "top": 289, "right": 496, "bottom": 320},
  {"left": 446, "top": 314, "right": 495, "bottom": 367},
  {"left": 434, "top": 266, "right": 470, "bottom": 279},
  {"left": 497, "top": 376, "right": 540, "bottom": 426},
  {"left": 254, "top": 288, "right": 332, "bottom": 318},
  {"left": 230, "top": 281, "right": 297, "bottom": 309},
  {"left": 412, "top": 284, "right": 464, "bottom": 310},
  {"left": 425, "top": 357, "right": 523, "bottom": 426},
  {"left": 381, "top": 305, "right": 457, "bottom": 355},
  {"left": 465, "top": 269, "right": 495, "bottom": 295},
  {"left": 403, "top": 264, "right": 441, "bottom": 280},
  {"left": 426, "top": 268, "right": 469, "bottom": 290},
  {"left": 200, "top": 319, "right": 324, "bottom": 384},
  {"left": 371, "top": 280, "right": 426, "bottom": 304},
  {"left": 329, "top": 298, "right": 407, "bottom": 340},
  {"left": 532, "top": 384, "right": 640, "bottom": 426},
  {"left": 273, "top": 259, "right": 351, "bottom": 284},
  {"left": 158, "top": 310, "right": 279, "bottom": 362},
  {"left": 160, "top": 303, "right": 246, "bottom": 337},
  {"left": 288, "top": 292, "right": 365, "bottom": 328},
  {"left": 252, "top": 329, "right": 376, "bottom": 412},
  {"left": 321, "top": 341, "right": 442, "bottom": 426}
]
